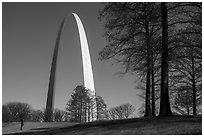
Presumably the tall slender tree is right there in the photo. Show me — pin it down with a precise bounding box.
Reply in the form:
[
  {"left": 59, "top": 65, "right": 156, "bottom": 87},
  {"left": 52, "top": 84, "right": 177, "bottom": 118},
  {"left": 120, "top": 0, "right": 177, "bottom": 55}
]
[
  {"left": 99, "top": 2, "right": 161, "bottom": 117},
  {"left": 167, "top": 2, "right": 202, "bottom": 116},
  {"left": 99, "top": 2, "right": 201, "bottom": 117},
  {"left": 159, "top": 2, "right": 173, "bottom": 116},
  {"left": 96, "top": 96, "right": 108, "bottom": 120}
]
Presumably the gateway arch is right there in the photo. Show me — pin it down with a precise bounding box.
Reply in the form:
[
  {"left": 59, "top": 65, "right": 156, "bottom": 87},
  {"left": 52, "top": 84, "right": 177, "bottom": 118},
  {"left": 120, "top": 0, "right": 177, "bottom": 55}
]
[{"left": 44, "top": 13, "right": 97, "bottom": 122}]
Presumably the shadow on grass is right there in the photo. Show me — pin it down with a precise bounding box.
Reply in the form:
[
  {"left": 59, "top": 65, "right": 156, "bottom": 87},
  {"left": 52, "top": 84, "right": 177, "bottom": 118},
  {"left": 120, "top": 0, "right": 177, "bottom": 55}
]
[
  {"left": 5, "top": 115, "right": 202, "bottom": 135},
  {"left": 30, "top": 127, "right": 50, "bottom": 131}
]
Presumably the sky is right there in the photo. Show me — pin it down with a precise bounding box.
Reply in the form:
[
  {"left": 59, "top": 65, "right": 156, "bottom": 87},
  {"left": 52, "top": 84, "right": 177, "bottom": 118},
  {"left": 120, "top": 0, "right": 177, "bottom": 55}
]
[{"left": 2, "top": 2, "right": 143, "bottom": 115}]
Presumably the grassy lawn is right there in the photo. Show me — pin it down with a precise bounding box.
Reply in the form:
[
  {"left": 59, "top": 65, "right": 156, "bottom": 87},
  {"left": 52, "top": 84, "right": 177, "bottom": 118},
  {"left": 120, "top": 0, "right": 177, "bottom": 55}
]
[
  {"left": 2, "top": 122, "right": 78, "bottom": 134},
  {"left": 3, "top": 115, "right": 201, "bottom": 135}
]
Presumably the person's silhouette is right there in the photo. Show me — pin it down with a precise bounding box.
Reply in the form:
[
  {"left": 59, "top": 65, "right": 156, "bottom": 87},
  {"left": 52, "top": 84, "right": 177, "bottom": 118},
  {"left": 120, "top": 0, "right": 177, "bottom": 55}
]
[{"left": 20, "top": 118, "right": 24, "bottom": 131}]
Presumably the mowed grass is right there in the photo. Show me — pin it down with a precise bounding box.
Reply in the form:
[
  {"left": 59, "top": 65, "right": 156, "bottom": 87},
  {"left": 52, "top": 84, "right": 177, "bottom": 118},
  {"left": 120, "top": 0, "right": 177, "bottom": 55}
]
[
  {"left": 3, "top": 115, "right": 201, "bottom": 135},
  {"left": 2, "top": 122, "right": 78, "bottom": 135}
]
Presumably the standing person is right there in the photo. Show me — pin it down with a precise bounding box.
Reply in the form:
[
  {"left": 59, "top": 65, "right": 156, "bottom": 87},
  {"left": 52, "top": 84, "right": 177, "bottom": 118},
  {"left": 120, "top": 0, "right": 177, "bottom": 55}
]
[{"left": 20, "top": 118, "right": 24, "bottom": 131}]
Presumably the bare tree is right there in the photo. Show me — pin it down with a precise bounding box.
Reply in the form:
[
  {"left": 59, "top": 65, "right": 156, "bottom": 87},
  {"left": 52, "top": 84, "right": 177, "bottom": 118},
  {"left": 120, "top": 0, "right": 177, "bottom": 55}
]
[
  {"left": 96, "top": 96, "right": 108, "bottom": 120},
  {"left": 99, "top": 2, "right": 202, "bottom": 118},
  {"left": 172, "top": 85, "right": 201, "bottom": 115},
  {"left": 120, "top": 103, "right": 135, "bottom": 119},
  {"left": 99, "top": 2, "right": 162, "bottom": 117},
  {"left": 53, "top": 109, "right": 66, "bottom": 122},
  {"left": 2, "top": 105, "right": 11, "bottom": 122},
  {"left": 3, "top": 102, "right": 31, "bottom": 122},
  {"left": 107, "top": 103, "right": 135, "bottom": 119},
  {"left": 29, "top": 109, "right": 44, "bottom": 122},
  {"left": 168, "top": 2, "right": 202, "bottom": 116},
  {"left": 108, "top": 108, "right": 119, "bottom": 120}
]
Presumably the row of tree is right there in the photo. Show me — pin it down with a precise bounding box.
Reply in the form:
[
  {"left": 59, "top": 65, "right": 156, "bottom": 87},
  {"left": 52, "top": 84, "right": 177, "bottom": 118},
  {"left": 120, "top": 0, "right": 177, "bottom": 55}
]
[
  {"left": 66, "top": 85, "right": 136, "bottom": 122},
  {"left": 3, "top": 92, "right": 136, "bottom": 123},
  {"left": 98, "top": 2, "right": 201, "bottom": 117},
  {"left": 2, "top": 102, "right": 66, "bottom": 123}
]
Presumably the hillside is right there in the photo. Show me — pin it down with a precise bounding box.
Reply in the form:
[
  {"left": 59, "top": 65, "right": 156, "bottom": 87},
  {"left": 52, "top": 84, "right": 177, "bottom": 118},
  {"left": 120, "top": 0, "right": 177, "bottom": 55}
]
[{"left": 3, "top": 115, "right": 201, "bottom": 135}]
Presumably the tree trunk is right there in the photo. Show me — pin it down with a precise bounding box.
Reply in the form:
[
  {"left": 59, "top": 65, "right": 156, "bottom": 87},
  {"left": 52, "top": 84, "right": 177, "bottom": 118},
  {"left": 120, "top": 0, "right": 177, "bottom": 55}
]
[
  {"left": 77, "top": 107, "right": 79, "bottom": 121},
  {"left": 191, "top": 54, "right": 197, "bottom": 115},
  {"left": 80, "top": 100, "right": 83, "bottom": 122},
  {"left": 85, "top": 105, "right": 87, "bottom": 122},
  {"left": 151, "top": 44, "right": 155, "bottom": 116},
  {"left": 144, "top": 22, "right": 152, "bottom": 117},
  {"left": 88, "top": 103, "right": 90, "bottom": 122},
  {"left": 159, "top": 2, "right": 173, "bottom": 117},
  {"left": 97, "top": 102, "right": 99, "bottom": 120},
  {"left": 187, "top": 105, "right": 190, "bottom": 115},
  {"left": 75, "top": 107, "right": 77, "bottom": 121}
]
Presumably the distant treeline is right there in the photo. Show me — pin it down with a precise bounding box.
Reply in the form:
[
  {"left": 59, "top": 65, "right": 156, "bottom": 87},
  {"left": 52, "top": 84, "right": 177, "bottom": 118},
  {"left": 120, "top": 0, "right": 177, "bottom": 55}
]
[{"left": 2, "top": 85, "right": 136, "bottom": 123}]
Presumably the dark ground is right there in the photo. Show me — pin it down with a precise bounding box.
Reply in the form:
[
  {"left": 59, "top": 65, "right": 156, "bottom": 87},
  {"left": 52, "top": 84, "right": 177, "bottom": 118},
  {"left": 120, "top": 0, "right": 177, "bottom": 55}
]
[{"left": 3, "top": 115, "right": 202, "bottom": 135}]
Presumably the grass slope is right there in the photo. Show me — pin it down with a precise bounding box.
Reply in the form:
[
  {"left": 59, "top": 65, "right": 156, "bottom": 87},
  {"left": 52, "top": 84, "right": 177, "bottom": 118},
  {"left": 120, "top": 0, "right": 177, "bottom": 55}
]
[{"left": 3, "top": 115, "right": 202, "bottom": 135}]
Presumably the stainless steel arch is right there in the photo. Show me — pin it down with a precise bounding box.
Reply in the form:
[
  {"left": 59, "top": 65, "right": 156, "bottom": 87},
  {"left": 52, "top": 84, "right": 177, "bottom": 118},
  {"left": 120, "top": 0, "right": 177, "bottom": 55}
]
[
  {"left": 44, "top": 13, "right": 97, "bottom": 122},
  {"left": 44, "top": 18, "right": 66, "bottom": 122},
  {"left": 72, "top": 13, "right": 97, "bottom": 121}
]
